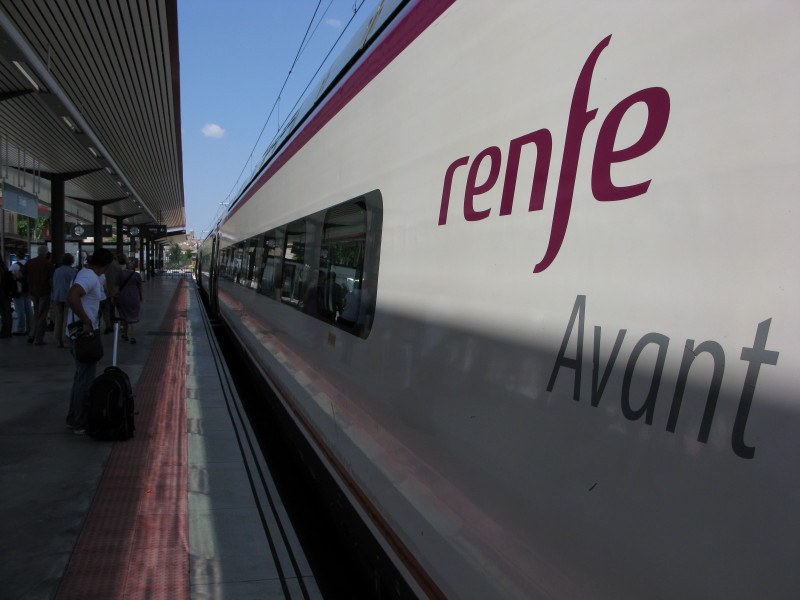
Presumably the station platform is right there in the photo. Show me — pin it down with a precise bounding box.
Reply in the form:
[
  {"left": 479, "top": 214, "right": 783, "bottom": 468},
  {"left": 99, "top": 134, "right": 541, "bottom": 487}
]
[{"left": 0, "top": 275, "right": 321, "bottom": 600}]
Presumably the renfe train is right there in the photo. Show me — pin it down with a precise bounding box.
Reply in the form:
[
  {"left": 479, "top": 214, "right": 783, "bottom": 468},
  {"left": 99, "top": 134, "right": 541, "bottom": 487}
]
[{"left": 198, "top": 1, "right": 799, "bottom": 598}]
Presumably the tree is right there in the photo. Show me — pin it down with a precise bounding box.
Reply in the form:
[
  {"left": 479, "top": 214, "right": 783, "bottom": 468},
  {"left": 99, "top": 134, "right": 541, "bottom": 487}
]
[
  {"left": 165, "top": 243, "right": 193, "bottom": 269},
  {"left": 17, "top": 216, "right": 50, "bottom": 240},
  {"left": 166, "top": 243, "right": 183, "bottom": 267}
]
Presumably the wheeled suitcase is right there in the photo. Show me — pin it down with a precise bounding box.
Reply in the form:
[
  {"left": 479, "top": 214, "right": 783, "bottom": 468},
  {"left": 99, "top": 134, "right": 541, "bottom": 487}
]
[{"left": 87, "top": 322, "right": 135, "bottom": 440}]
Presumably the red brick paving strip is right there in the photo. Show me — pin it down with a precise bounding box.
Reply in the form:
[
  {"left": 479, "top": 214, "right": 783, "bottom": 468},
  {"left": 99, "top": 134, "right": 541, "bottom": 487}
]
[{"left": 56, "top": 279, "right": 189, "bottom": 599}]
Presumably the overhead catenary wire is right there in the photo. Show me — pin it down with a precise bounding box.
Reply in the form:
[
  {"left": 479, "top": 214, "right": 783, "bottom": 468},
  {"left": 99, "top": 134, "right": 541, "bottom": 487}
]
[
  {"left": 207, "top": 0, "right": 372, "bottom": 233},
  {"left": 259, "top": 0, "right": 371, "bottom": 166},
  {"left": 298, "top": 0, "right": 338, "bottom": 59},
  {"left": 217, "top": 0, "right": 325, "bottom": 218}
]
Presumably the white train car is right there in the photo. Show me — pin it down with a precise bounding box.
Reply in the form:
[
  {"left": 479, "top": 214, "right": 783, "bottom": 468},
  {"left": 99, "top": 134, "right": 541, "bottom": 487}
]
[{"left": 198, "top": 1, "right": 800, "bottom": 597}]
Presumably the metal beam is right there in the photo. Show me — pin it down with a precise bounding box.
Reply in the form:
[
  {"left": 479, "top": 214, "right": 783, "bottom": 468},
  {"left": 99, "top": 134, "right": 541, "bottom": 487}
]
[
  {"left": 67, "top": 195, "right": 128, "bottom": 207},
  {"left": 0, "top": 89, "right": 34, "bottom": 102},
  {"left": 38, "top": 168, "right": 104, "bottom": 182},
  {"left": 50, "top": 176, "right": 65, "bottom": 263},
  {"left": 93, "top": 202, "right": 103, "bottom": 254}
]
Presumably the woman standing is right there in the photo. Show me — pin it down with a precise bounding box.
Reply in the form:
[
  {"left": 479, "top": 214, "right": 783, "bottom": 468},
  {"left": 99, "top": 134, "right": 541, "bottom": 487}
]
[
  {"left": 116, "top": 255, "right": 142, "bottom": 344},
  {"left": 51, "top": 253, "right": 76, "bottom": 348}
]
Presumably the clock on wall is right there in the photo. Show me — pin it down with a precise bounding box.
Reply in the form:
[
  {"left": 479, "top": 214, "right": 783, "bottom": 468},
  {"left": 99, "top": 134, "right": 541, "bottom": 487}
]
[{"left": 129, "top": 226, "right": 140, "bottom": 236}]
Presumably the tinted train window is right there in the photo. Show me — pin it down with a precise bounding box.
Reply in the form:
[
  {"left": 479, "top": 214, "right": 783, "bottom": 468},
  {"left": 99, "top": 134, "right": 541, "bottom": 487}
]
[
  {"left": 248, "top": 235, "right": 264, "bottom": 289},
  {"left": 280, "top": 219, "right": 310, "bottom": 306},
  {"left": 231, "top": 243, "right": 246, "bottom": 284},
  {"left": 318, "top": 202, "right": 367, "bottom": 331},
  {"left": 226, "top": 191, "right": 382, "bottom": 339},
  {"left": 259, "top": 228, "right": 284, "bottom": 300},
  {"left": 220, "top": 246, "right": 234, "bottom": 279}
]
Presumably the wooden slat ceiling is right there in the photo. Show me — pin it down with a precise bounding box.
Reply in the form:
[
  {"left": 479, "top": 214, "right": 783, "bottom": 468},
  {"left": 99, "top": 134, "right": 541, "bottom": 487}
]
[{"left": 0, "top": 0, "right": 183, "bottom": 228}]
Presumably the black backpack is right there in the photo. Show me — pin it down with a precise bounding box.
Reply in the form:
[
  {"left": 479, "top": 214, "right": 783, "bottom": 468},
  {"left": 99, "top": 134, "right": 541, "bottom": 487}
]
[
  {"left": 86, "top": 366, "right": 135, "bottom": 440},
  {"left": 2, "top": 267, "right": 17, "bottom": 298}
]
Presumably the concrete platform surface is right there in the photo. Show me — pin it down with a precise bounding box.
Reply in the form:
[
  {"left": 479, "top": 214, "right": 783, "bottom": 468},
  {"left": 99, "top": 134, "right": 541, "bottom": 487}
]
[{"left": 0, "top": 275, "right": 319, "bottom": 600}]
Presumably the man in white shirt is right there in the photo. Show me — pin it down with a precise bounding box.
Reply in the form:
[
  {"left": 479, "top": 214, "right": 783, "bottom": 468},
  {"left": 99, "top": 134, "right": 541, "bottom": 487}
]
[{"left": 65, "top": 248, "right": 114, "bottom": 433}]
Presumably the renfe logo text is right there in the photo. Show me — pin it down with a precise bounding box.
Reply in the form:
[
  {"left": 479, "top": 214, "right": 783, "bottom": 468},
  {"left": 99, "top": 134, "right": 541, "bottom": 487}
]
[{"left": 437, "top": 35, "right": 670, "bottom": 273}]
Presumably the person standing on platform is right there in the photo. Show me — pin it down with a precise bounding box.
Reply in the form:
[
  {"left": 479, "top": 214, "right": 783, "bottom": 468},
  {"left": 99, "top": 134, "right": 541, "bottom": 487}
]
[
  {"left": 65, "top": 248, "right": 114, "bottom": 433},
  {"left": 116, "top": 255, "right": 143, "bottom": 344},
  {"left": 10, "top": 253, "right": 31, "bottom": 336},
  {"left": 0, "top": 255, "right": 14, "bottom": 338},
  {"left": 51, "top": 253, "right": 76, "bottom": 348},
  {"left": 25, "top": 245, "right": 54, "bottom": 345},
  {"left": 102, "top": 252, "right": 122, "bottom": 333}
]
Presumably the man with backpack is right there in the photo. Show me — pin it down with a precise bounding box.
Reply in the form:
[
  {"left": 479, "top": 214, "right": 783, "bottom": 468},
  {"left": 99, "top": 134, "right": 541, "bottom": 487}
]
[{"left": 65, "top": 248, "right": 114, "bottom": 434}]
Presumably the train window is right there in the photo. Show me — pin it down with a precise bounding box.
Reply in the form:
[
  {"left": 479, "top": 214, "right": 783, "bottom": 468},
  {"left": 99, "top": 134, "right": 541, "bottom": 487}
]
[
  {"left": 317, "top": 202, "right": 368, "bottom": 333},
  {"left": 220, "top": 191, "right": 381, "bottom": 339},
  {"left": 228, "top": 243, "right": 240, "bottom": 284},
  {"left": 259, "top": 228, "right": 284, "bottom": 300},
  {"left": 248, "top": 234, "right": 264, "bottom": 289},
  {"left": 217, "top": 248, "right": 226, "bottom": 277},
  {"left": 280, "top": 219, "right": 310, "bottom": 306},
  {"left": 220, "top": 246, "right": 234, "bottom": 279}
]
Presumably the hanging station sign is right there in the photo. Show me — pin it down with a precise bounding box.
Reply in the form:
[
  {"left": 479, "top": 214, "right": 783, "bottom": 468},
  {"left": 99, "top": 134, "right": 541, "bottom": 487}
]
[
  {"left": 0, "top": 183, "right": 39, "bottom": 218},
  {"left": 135, "top": 224, "right": 167, "bottom": 239}
]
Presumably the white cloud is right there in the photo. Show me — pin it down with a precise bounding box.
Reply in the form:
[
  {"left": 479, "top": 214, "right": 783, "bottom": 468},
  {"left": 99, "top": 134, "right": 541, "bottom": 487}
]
[
  {"left": 324, "top": 18, "right": 343, "bottom": 29},
  {"left": 201, "top": 123, "right": 225, "bottom": 138}
]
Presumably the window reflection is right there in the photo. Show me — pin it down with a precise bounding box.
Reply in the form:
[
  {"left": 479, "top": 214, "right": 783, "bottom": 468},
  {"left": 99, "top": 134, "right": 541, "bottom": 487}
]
[
  {"left": 259, "top": 229, "right": 284, "bottom": 300},
  {"left": 249, "top": 235, "right": 264, "bottom": 289},
  {"left": 217, "top": 192, "right": 381, "bottom": 338},
  {"left": 314, "top": 201, "right": 369, "bottom": 335},
  {"left": 281, "top": 220, "right": 309, "bottom": 307},
  {"left": 232, "top": 243, "right": 246, "bottom": 284}
]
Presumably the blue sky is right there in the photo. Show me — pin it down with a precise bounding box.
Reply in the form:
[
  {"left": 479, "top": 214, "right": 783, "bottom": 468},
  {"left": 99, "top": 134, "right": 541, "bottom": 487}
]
[{"left": 178, "top": 0, "right": 383, "bottom": 238}]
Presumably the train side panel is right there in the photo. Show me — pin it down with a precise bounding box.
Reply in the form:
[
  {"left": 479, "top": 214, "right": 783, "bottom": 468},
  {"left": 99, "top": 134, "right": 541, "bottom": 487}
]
[{"left": 214, "top": 2, "right": 800, "bottom": 598}]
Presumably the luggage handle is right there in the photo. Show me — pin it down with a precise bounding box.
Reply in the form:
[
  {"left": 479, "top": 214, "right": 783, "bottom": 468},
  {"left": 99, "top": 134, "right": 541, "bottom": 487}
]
[{"left": 112, "top": 321, "right": 120, "bottom": 367}]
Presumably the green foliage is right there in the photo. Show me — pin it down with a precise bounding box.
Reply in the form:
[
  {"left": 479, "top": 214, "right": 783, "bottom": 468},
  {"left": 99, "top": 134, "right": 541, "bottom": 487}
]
[
  {"left": 327, "top": 241, "right": 364, "bottom": 268},
  {"left": 165, "top": 243, "right": 192, "bottom": 268},
  {"left": 16, "top": 216, "right": 49, "bottom": 240}
]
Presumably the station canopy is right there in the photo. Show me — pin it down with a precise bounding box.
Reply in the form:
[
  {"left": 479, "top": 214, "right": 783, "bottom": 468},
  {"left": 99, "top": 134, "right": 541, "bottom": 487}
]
[{"left": 0, "top": 0, "right": 184, "bottom": 230}]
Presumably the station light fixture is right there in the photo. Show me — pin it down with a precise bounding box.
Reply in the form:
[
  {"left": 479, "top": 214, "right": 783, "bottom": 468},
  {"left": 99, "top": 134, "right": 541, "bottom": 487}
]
[
  {"left": 11, "top": 60, "right": 39, "bottom": 91},
  {"left": 61, "top": 115, "right": 78, "bottom": 132}
]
